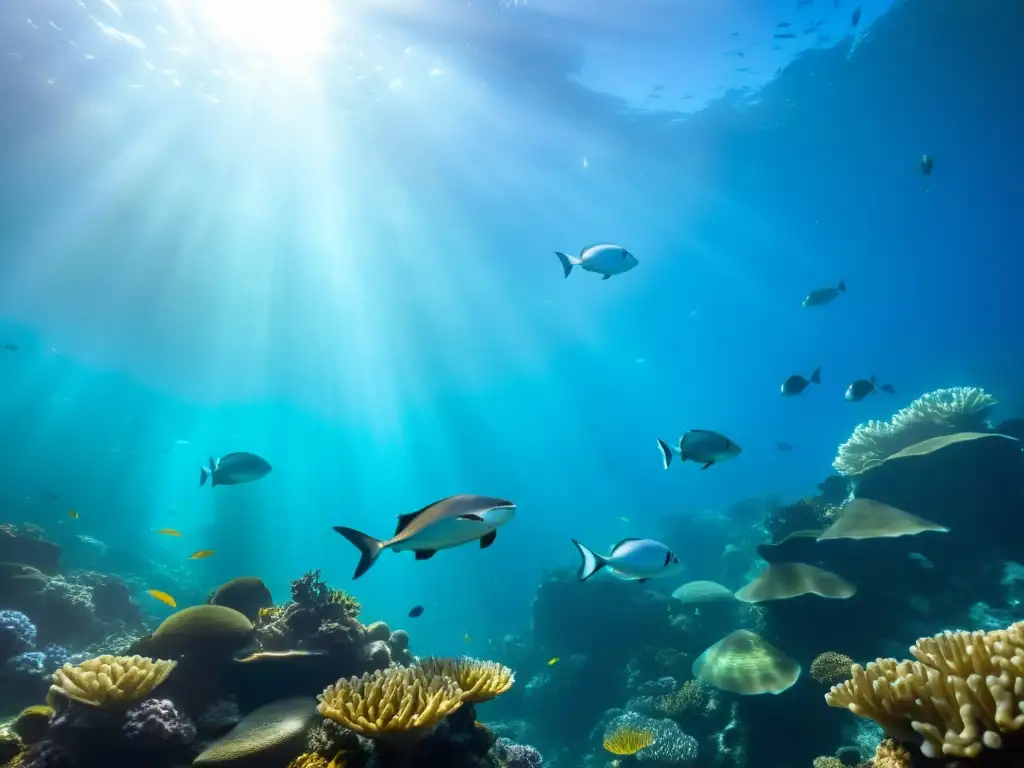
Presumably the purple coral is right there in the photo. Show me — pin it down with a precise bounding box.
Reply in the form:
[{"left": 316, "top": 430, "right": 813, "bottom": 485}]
[
  {"left": 122, "top": 698, "right": 196, "bottom": 748},
  {"left": 491, "top": 738, "right": 544, "bottom": 768}
]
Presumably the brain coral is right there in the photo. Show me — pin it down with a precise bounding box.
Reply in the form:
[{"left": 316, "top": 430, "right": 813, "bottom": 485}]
[
  {"left": 832, "top": 386, "right": 997, "bottom": 476},
  {"left": 825, "top": 620, "right": 1024, "bottom": 757}
]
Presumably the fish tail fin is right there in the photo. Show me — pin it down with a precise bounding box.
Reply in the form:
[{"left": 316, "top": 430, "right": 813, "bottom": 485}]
[
  {"left": 656, "top": 438, "right": 672, "bottom": 469},
  {"left": 333, "top": 526, "right": 385, "bottom": 579},
  {"left": 837, "top": 280, "right": 846, "bottom": 292},
  {"left": 554, "top": 251, "right": 580, "bottom": 278},
  {"left": 810, "top": 366, "right": 821, "bottom": 385},
  {"left": 199, "top": 463, "right": 211, "bottom": 487},
  {"left": 571, "top": 539, "right": 607, "bottom": 581}
]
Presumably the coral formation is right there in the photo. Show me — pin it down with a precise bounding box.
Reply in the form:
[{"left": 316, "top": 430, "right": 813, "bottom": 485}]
[
  {"left": 815, "top": 499, "right": 947, "bottom": 541},
  {"left": 48, "top": 654, "right": 177, "bottom": 709},
  {"left": 490, "top": 737, "right": 544, "bottom": 768},
  {"left": 812, "top": 757, "right": 845, "bottom": 768},
  {"left": 317, "top": 666, "right": 463, "bottom": 739},
  {"left": 0, "top": 610, "right": 38, "bottom": 661},
  {"left": 671, "top": 581, "right": 736, "bottom": 604},
  {"left": 601, "top": 711, "right": 699, "bottom": 762},
  {"left": 193, "top": 697, "right": 316, "bottom": 766},
  {"left": 872, "top": 738, "right": 911, "bottom": 768},
  {"left": 809, "top": 652, "right": 854, "bottom": 686},
  {"left": 734, "top": 563, "right": 856, "bottom": 603},
  {"left": 12, "top": 705, "right": 54, "bottom": 745},
  {"left": 141, "top": 605, "right": 255, "bottom": 659},
  {"left": 832, "top": 387, "right": 997, "bottom": 476},
  {"left": 418, "top": 657, "right": 516, "bottom": 703},
  {"left": 693, "top": 630, "right": 801, "bottom": 695},
  {"left": 825, "top": 620, "right": 1024, "bottom": 757},
  {"left": 208, "top": 577, "right": 274, "bottom": 622},
  {"left": 603, "top": 727, "right": 654, "bottom": 755},
  {"left": 121, "top": 698, "right": 196, "bottom": 748}
]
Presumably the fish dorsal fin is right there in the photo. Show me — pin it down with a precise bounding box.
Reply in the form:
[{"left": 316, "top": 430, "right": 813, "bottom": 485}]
[
  {"left": 611, "top": 537, "right": 642, "bottom": 554},
  {"left": 579, "top": 242, "right": 603, "bottom": 256},
  {"left": 394, "top": 511, "right": 421, "bottom": 536}
]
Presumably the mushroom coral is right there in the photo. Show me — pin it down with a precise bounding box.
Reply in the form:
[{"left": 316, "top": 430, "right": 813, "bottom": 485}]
[
  {"left": 317, "top": 666, "right": 463, "bottom": 739},
  {"left": 48, "top": 654, "right": 176, "bottom": 709},
  {"left": 417, "top": 657, "right": 515, "bottom": 703},
  {"left": 825, "top": 621, "right": 1024, "bottom": 758}
]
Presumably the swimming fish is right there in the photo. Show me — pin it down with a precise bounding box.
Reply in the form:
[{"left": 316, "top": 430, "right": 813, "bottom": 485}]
[
  {"left": 845, "top": 376, "right": 896, "bottom": 402},
  {"left": 333, "top": 494, "right": 517, "bottom": 579},
  {"left": 781, "top": 367, "right": 821, "bottom": 396},
  {"left": 920, "top": 154, "right": 934, "bottom": 176},
  {"left": 4, "top": 343, "right": 18, "bottom": 351},
  {"left": 188, "top": 549, "right": 216, "bottom": 560},
  {"left": 199, "top": 452, "right": 272, "bottom": 488},
  {"left": 777, "top": 442, "right": 795, "bottom": 452},
  {"left": 408, "top": 605, "right": 424, "bottom": 618},
  {"left": 554, "top": 243, "right": 639, "bottom": 281},
  {"left": 464, "top": 634, "right": 471, "bottom": 643},
  {"left": 67, "top": 509, "right": 79, "bottom": 520},
  {"left": 157, "top": 528, "right": 182, "bottom": 537},
  {"left": 548, "top": 657, "right": 560, "bottom": 666},
  {"left": 148, "top": 589, "right": 177, "bottom": 608},
  {"left": 572, "top": 538, "right": 684, "bottom": 583},
  {"left": 851, "top": 5, "right": 861, "bottom": 26},
  {"left": 656, "top": 430, "right": 741, "bottom": 470},
  {"left": 802, "top": 280, "right": 846, "bottom": 307},
  {"left": 773, "top": 33, "right": 796, "bottom": 39}
]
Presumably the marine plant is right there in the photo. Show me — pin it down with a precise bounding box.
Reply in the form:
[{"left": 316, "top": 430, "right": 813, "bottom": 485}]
[
  {"left": 832, "top": 386, "right": 997, "bottom": 476},
  {"left": 825, "top": 620, "right": 1024, "bottom": 757}
]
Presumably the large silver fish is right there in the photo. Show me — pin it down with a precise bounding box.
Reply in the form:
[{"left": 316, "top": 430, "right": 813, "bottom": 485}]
[
  {"left": 554, "top": 243, "right": 638, "bottom": 280},
  {"left": 333, "top": 494, "right": 516, "bottom": 579},
  {"left": 571, "top": 537, "right": 684, "bottom": 583},
  {"left": 656, "top": 430, "right": 741, "bottom": 470},
  {"left": 199, "top": 452, "right": 272, "bottom": 488}
]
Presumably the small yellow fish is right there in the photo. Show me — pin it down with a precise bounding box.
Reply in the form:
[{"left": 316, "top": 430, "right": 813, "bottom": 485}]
[
  {"left": 189, "top": 549, "right": 216, "bottom": 560},
  {"left": 464, "top": 633, "right": 471, "bottom": 643},
  {"left": 157, "top": 528, "right": 182, "bottom": 537},
  {"left": 148, "top": 589, "right": 177, "bottom": 608},
  {"left": 548, "top": 657, "right": 560, "bottom": 666},
  {"left": 67, "top": 509, "right": 79, "bottom": 520}
]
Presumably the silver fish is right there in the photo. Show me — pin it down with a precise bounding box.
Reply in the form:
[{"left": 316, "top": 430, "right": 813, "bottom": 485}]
[
  {"left": 333, "top": 494, "right": 516, "bottom": 579},
  {"left": 802, "top": 280, "right": 846, "bottom": 307},
  {"left": 656, "top": 430, "right": 741, "bottom": 470},
  {"left": 572, "top": 537, "right": 684, "bottom": 583},
  {"left": 199, "top": 452, "right": 272, "bottom": 488},
  {"left": 554, "top": 243, "right": 638, "bottom": 280}
]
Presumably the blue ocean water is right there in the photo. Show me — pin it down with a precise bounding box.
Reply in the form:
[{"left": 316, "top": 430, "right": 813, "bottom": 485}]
[{"left": 0, "top": 0, "right": 1021, "bottom": 671}]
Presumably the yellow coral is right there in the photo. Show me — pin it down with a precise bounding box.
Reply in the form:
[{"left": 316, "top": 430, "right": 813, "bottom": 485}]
[
  {"left": 287, "top": 754, "right": 330, "bottom": 768},
  {"left": 48, "top": 655, "right": 177, "bottom": 709},
  {"left": 873, "top": 739, "right": 910, "bottom": 768},
  {"left": 417, "top": 657, "right": 515, "bottom": 703},
  {"left": 603, "top": 728, "right": 654, "bottom": 756},
  {"left": 317, "top": 666, "right": 462, "bottom": 739},
  {"left": 825, "top": 621, "right": 1024, "bottom": 758},
  {"left": 812, "top": 757, "right": 844, "bottom": 768},
  {"left": 810, "top": 652, "right": 855, "bottom": 685}
]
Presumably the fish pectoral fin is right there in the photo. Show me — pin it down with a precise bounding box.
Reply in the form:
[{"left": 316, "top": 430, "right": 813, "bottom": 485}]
[
  {"left": 480, "top": 530, "right": 497, "bottom": 549},
  {"left": 414, "top": 550, "right": 437, "bottom": 560},
  {"left": 459, "top": 513, "right": 485, "bottom": 522},
  {"left": 601, "top": 273, "right": 611, "bottom": 280},
  {"left": 702, "top": 461, "right": 714, "bottom": 470}
]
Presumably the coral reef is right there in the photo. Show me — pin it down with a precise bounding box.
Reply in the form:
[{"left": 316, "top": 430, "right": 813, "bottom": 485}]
[
  {"left": 810, "top": 652, "right": 855, "bottom": 686},
  {"left": 832, "top": 386, "right": 997, "bottom": 476},
  {"left": 826, "top": 620, "right": 1024, "bottom": 758},
  {"left": 598, "top": 710, "right": 699, "bottom": 762},
  {"left": 0, "top": 610, "right": 37, "bottom": 661},
  {"left": 418, "top": 657, "right": 516, "bottom": 703},
  {"left": 208, "top": 576, "right": 274, "bottom": 622},
  {"left": 490, "top": 737, "right": 544, "bottom": 768}
]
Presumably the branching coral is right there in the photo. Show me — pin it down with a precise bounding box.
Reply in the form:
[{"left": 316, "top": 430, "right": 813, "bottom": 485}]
[
  {"left": 417, "top": 657, "right": 515, "bottom": 703},
  {"left": 810, "top": 652, "right": 855, "bottom": 685},
  {"left": 48, "top": 655, "right": 177, "bottom": 709},
  {"left": 655, "top": 680, "right": 710, "bottom": 717},
  {"left": 872, "top": 739, "right": 911, "bottom": 768},
  {"left": 317, "top": 666, "right": 463, "bottom": 739},
  {"left": 825, "top": 620, "right": 1024, "bottom": 757},
  {"left": 832, "top": 386, "right": 997, "bottom": 476}
]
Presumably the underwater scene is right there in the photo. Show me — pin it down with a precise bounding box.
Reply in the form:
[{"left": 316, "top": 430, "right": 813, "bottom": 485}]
[{"left": 1, "top": 0, "right": 1023, "bottom": 767}]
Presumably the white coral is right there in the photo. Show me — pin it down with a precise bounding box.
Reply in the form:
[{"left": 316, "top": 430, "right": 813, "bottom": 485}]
[{"left": 833, "top": 387, "right": 997, "bottom": 476}]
